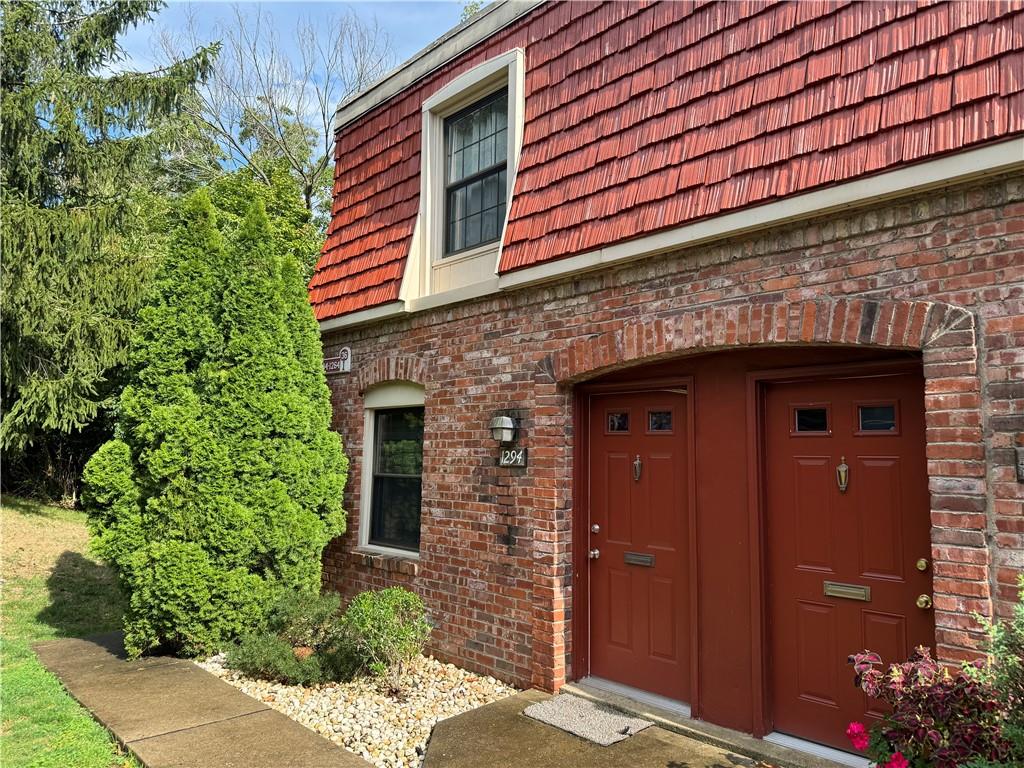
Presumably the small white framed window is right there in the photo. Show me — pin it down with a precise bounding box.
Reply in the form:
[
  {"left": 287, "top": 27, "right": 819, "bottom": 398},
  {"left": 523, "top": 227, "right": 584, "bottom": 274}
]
[
  {"left": 360, "top": 382, "right": 425, "bottom": 556},
  {"left": 408, "top": 49, "right": 525, "bottom": 302}
]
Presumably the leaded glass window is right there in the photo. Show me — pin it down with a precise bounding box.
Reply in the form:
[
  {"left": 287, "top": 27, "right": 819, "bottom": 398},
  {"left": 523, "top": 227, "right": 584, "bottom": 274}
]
[{"left": 444, "top": 90, "right": 508, "bottom": 256}]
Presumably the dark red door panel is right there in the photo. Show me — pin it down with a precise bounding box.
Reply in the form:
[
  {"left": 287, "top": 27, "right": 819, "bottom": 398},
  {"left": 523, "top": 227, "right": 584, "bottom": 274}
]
[
  {"left": 765, "top": 373, "right": 934, "bottom": 751},
  {"left": 589, "top": 391, "right": 690, "bottom": 702}
]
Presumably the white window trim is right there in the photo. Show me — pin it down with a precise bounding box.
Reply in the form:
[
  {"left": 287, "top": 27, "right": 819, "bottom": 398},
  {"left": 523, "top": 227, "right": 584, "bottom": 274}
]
[
  {"left": 359, "top": 381, "right": 425, "bottom": 559},
  {"left": 404, "top": 48, "right": 526, "bottom": 301}
]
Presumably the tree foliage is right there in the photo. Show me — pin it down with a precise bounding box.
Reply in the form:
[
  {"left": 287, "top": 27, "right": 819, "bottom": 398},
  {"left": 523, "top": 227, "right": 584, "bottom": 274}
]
[
  {"left": 83, "top": 190, "right": 347, "bottom": 657},
  {"left": 0, "top": 0, "right": 216, "bottom": 498},
  {"left": 157, "top": 4, "right": 392, "bottom": 229}
]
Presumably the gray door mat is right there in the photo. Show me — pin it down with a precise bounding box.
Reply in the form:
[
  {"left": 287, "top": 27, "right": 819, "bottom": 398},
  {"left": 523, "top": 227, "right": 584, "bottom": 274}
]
[{"left": 523, "top": 693, "right": 654, "bottom": 746}]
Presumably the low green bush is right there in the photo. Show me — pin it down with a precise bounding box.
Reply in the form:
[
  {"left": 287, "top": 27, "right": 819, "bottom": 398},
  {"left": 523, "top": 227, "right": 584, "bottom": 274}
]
[
  {"left": 267, "top": 589, "right": 343, "bottom": 649},
  {"left": 225, "top": 588, "right": 349, "bottom": 685},
  {"left": 341, "top": 587, "right": 431, "bottom": 694},
  {"left": 227, "top": 631, "right": 325, "bottom": 686},
  {"left": 223, "top": 586, "right": 431, "bottom": 692}
]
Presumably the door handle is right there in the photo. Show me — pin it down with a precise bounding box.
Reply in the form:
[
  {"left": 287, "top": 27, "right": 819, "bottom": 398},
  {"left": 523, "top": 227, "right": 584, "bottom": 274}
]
[
  {"left": 633, "top": 455, "right": 642, "bottom": 481},
  {"left": 589, "top": 549, "right": 600, "bottom": 560},
  {"left": 916, "top": 594, "right": 933, "bottom": 610}
]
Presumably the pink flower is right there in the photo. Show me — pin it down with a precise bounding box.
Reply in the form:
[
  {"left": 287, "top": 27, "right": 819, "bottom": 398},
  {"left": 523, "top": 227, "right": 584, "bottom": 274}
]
[
  {"left": 885, "top": 752, "right": 910, "bottom": 768},
  {"left": 845, "top": 721, "right": 870, "bottom": 751}
]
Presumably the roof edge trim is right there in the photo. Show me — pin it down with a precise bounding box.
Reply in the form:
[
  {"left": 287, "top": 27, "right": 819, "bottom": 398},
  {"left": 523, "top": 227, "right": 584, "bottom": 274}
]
[
  {"left": 332, "top": 0, "right": 544, "bottom": 134},
  {"left": 318, "top": 300, "right": 405, "bottom": 332}
]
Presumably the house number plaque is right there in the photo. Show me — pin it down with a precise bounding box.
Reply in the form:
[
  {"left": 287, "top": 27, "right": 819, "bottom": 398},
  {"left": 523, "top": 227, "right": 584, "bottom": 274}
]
[
  {"left": 499, "top": 448, "right": 527, "bottom": 467},
  {"left": 323, "top": 347, "right": 351, "bottom": 375}
]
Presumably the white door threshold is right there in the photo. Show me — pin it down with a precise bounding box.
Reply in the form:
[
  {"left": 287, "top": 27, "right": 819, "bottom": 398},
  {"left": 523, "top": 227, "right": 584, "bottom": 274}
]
[
  {"left": 576, "top": 676, "right": 692, "bottom": 718},
  {"left": 764, "top": 733, "right": 870, "bottom": 768},
  {"left": 563, "top": 677, "right": 860, "bottom": 768}
]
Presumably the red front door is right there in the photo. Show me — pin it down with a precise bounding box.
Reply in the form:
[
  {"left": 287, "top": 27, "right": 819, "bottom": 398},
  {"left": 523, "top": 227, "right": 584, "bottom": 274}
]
[
  {"left": 588, "top": 390, "right": 690, "bottom": 702},
  {"left": 765, "top": 371, "right": 934, "bottom": 751}
]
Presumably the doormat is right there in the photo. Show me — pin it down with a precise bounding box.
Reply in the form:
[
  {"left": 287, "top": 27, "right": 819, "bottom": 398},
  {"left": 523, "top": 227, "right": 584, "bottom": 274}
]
[{"left": 523, "top": 694, "right": 653, "bottom": 746}]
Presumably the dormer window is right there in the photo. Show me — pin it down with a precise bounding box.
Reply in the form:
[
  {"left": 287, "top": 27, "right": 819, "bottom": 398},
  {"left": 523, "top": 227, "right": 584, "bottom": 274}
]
[
  {"left": 406, "top": 49, "right": 524, "bottom": 304},
  {"left": 444, "top": 91, "right": 508, "bottom": 256}
]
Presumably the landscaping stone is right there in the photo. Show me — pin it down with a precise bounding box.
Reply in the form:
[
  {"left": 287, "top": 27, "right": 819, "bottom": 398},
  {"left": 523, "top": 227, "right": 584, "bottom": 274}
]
[{"left": 196, "top": 653, "right": 518, "bottom": 768}]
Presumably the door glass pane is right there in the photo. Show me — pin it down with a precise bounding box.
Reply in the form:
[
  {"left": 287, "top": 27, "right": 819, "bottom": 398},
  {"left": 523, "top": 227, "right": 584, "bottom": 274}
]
[
  {"left": 859, "top": 404, "right": 897, "bottom": 432},
  {"left": 607, "top": 412, "right": 629, "bottom": 432},
  {"left": 648, "top": 410, "right": 672, "bottom": 431},
  {"left": 794, "top": 407, "right": 828, "bottom": 433}
]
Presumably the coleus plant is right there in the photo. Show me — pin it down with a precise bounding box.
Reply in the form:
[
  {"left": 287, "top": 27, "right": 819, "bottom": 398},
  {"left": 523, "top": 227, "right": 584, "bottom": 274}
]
[{"left": 846, "top": 646, "right": 1010, "bottom": 768}]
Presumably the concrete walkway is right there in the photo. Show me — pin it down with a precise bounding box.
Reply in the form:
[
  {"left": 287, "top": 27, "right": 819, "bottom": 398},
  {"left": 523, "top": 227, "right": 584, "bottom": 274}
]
[
  {"left": 425, "top": 690, "right": 775, "bottom": 768},
  {"left": 35, "top": 632, "right": 368, "bottom": 768}
]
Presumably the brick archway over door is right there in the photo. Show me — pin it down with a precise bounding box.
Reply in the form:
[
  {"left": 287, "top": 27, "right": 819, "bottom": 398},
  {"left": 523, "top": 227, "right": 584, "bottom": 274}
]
[{"left": 546, "top": 298, "right": 988, "bottom": 680}]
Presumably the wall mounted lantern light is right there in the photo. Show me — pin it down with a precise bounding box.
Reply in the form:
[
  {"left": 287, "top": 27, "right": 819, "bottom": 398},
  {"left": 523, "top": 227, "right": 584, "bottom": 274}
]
[{"left": 489, "top": 415, "right": 517, "bottom": 444}]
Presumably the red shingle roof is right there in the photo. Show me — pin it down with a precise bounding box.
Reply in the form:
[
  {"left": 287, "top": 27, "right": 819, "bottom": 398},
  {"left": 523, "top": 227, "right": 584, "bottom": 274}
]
[{"left": 311, "top": 0, "right": 1024, "bottom": 322}]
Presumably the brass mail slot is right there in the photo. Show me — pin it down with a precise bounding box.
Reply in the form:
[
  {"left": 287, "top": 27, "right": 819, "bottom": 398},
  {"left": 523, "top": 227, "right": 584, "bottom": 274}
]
[
  {"left": 624, "top": 552, "right": 655, "bottom": 567},
  {"left": 824, "top": 581, "right": 871, "bottom": 602}
]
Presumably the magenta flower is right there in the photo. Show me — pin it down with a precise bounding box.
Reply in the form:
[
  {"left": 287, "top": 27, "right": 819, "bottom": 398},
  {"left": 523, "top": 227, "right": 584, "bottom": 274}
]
[
  {"left": 885, "top": 752, "right": 909, "bottom": 768},
  {"left": 845, "top": 721, "right": 869, "bottom": 751}
]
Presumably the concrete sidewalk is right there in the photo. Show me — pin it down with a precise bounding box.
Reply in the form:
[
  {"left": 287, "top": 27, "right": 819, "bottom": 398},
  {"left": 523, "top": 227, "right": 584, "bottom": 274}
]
[
  {"left": 424, "top": 690, "right": 774, "bottom": 768},
  {"left": 34, "top": 632, "right": 368, "bottom": 768}
]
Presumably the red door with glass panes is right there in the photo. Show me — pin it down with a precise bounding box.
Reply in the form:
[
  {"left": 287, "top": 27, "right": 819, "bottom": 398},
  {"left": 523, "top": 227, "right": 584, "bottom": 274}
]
[
  {"left": 765, "top": 372, "right": 934, "bottom": 751},
  {"left": 588, "top": 390, "right": 690, "bottom": 702}
]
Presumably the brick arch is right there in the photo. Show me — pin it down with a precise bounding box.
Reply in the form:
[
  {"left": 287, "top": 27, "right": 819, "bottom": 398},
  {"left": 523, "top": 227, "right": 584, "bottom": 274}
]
[
  {"left": 552, "top": 298, "right": 975, "bottom": 383},
  {"left": 356, "top": 354, "right": 427, "bottom": 394},
  {"left": 548, "top": 297, "right": 992, "bottom": 664}
]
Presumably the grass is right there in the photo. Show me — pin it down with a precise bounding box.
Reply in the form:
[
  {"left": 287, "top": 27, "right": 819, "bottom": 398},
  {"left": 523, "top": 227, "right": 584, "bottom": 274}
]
[{"left": 1, "top": 495, "right": 138, "bottom": 768}]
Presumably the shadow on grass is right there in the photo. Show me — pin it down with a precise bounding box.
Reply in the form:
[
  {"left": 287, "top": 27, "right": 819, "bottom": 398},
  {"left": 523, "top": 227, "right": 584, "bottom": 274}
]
[
  {"left": 38, "top": 551, "right": 125, "bottom": 639},
  {"left": 2, "top": 495, "right": 67, "bottom": 517}
]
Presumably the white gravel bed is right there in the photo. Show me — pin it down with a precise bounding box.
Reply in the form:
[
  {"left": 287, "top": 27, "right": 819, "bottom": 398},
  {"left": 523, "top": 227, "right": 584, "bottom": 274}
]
[{"left": 195, "top": 654, "right": 518, "bottom": 768}]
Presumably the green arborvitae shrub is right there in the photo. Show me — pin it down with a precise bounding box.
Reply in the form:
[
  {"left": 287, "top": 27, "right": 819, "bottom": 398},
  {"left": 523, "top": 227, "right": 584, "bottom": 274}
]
[
  {"left": 82, "top": 190, "right": 347, "bottom": 657},
  {"left": 342, "top": 587, "right": 432, "bottom": 694}
]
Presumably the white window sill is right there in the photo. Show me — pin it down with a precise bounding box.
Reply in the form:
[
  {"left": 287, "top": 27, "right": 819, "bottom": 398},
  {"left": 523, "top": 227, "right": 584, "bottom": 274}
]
[
  {"left": 433, "top": 242, "right": 499, "bottom": 267},
  {"left": 355, "top": 544, "right": 419, "bottom": 559}
]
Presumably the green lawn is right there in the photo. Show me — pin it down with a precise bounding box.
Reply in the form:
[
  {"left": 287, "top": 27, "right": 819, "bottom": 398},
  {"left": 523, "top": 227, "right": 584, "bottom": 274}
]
[{"left": 1, "top": 496, "right": 138, "bottom": 768}]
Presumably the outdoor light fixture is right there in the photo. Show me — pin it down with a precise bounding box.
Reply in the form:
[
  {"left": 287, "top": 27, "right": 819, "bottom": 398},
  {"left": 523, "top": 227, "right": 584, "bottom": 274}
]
[{"left": 489, "top": 415, "right": 517, "bottom": 444}]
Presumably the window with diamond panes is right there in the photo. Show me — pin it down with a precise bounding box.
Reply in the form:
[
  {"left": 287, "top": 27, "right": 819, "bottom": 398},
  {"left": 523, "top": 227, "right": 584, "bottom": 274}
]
[{"left": 444, "top": 90, "right": 508, "bottom": 256}]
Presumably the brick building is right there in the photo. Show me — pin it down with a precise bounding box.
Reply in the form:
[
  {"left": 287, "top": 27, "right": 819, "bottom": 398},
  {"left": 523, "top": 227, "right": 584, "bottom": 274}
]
[{"left": 311, "top": 1, "right": 1024, "bottom": 757}]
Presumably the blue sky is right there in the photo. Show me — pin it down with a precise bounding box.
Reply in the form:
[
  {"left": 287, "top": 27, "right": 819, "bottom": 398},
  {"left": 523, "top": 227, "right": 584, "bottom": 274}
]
[{"left": 121, "top": 1, "right": 466, "bottom": 72}]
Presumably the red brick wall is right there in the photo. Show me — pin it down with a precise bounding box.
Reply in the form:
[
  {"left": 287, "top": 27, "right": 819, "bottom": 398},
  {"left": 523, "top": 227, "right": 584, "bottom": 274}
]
[{"left": 321, "top": 175, "right": 1023, "bottom": 707}]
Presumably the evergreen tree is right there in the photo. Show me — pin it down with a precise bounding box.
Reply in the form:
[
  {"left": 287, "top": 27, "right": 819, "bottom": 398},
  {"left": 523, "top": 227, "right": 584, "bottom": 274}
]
[
  {"left": 0, "top": 1, "right": 216, "bottom": 499},
  {"left": 83, "top": 190, "right": 347, "bottom": 657}
]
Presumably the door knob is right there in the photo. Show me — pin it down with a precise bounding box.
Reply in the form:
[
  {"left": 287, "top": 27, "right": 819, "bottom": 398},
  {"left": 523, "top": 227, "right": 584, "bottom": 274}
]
[
  {"left": 916, "top": 558, "right": 929, "bottom": 572},
  {"left": 591, "top": 524, "right": 600, "bottom": 534},
  {"left": 916, "top": 594, "right": 933, "bottom": 610},
  {"left": 589, "top": 549, "right": 600, "bottom": 560}
]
